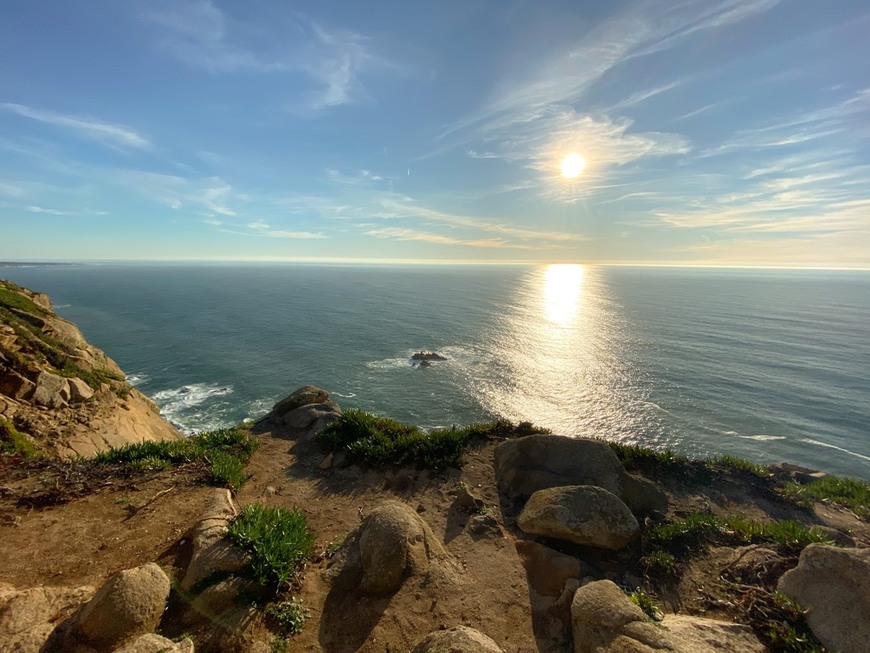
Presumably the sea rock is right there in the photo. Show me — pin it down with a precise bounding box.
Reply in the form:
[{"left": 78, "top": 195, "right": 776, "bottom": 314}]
[
  {"left": 72, "top": 563, "right": 171, "bottom": 647},
  {"left": 411, "top": 351, "right": 447, "bottom": 361},
  {"left": 283, "top": 399, "right": 341, "bottom": 433},
  {"left": 571, "top": 580, "right": 765, "bottom": 653},
  {"left": 111, "top": 633, "right": 195, "bottom": 653},
  {"left": 0, "top": 584, "right": 95, "bottom": 653},
  {"left": 180, "top": 489, "right": 248, "bottom": 591},
  {"left": 518, "top": 485, "right": 639, "bottom": 550},
  {"left": 272, "top": 385, "right": 329, "bottom": 416},
  {"left": 777, "top": 544, "right": 870, "bottom": 653},
  {"left": 412, "top": 625, "right": 504, "bottom": 653},
  {"left": 330, "top": 501, "right": 447, "bottom": 595}
]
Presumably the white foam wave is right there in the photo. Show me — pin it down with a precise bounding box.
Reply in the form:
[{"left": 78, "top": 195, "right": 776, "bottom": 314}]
[
  {"left": 800, "top": 438, "right": 870, "bottom": 462},
  {"left": 153, "top": 383, "right": 233, "bottom": 415},
  {"left": 333, "top": 392, "right": 356, "bottom": 398},
  {"left": 365, "top": 357, "right": 412, "bottom": 370},
  {"left": 125, "top": 373, "right": 148, "bottom": 386},
  {"left": 740, "top": 434, "right": 787, "bottom": 441}
]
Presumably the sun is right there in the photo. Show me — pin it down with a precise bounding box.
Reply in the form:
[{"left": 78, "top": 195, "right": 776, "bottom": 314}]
[{"left": 560, "top": 152, "right": 586, "bottom": 179}]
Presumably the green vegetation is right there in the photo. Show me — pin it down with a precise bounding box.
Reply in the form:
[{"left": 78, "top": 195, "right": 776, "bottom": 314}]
[
  {"left": 0, "top": 419, "right": 38, "bottom": 458},
  {"left": 0, "top": 283, "right": 47, "bottom": 315},
  {"left": 782, "top": 476, "right": 870, "bottom": 519},
  {"left": 707, "top": 454, "right": 769, "bottom": 477},
  {"left": 58, "top": 359, "right": 124, "bottom": 391},
  {"left": 318, "top": 409, "right": 549, "bottom": 469},
  {"left": 92, "top": 428, "right": 259, "bottom": 491},
  {"left": 756, "top": 592, "right": 826, "bottom": 653},
  {"left": 642, "top": 550, "right": 676, "bottom": 576},
  {"left": 626, "top": 588, "right": 663, "bottom": 622},
  {"left": 266, "top": 598, "right": 309, "bottom": 636},
  {"left": 647, "top": 512, "right": 832, "bottom": 554},
  {"left": 227, "top": 504, "right": 315, "bottom": 589}
]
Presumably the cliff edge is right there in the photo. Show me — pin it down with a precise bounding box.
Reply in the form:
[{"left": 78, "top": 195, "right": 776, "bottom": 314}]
[{"left": 0, "top": 279, "right": 181, "bottom": 457}]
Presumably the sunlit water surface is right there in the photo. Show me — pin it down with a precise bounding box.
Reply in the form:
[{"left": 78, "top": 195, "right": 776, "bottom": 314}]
[{"left": 2, "top": 263, "right": 868, "bottom": 479}]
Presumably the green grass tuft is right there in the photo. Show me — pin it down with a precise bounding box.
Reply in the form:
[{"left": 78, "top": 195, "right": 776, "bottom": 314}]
[
  {"left": 0, "top": 284, "right": 47, "bottom": 315},
  {"left": 318, "top": 409, "right": 549, "bottom": 470},
  {"left": 626, "top": 588, "right": 663, "bottom": 621},
  {"left": 227, "top": 504, "right": 315, "bottom": 589},
  {"left": 781, "top": 476, "right": 870, "bottom": 519},
  {"left": 58, "top": 360, "right": 124, "bottom": 391},
  {"left": 647, "top": 512, "right": 833, "bottom": 552},
  {"left": 707, "top": 454, "right": 769, "bottom": 477},
  {"left": 0, "top": 419, "right": 39, "bottom": 458},
  {"left": 92, "top": 427, "right": 259, "bottom": 490},
  {"left": 643, "top": 550, "right": 676, "bottom": 576}
]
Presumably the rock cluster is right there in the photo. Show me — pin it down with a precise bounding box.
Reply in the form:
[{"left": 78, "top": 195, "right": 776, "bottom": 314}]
[{"left": 270, "top": 385, "right": 341, "bottom": 438}]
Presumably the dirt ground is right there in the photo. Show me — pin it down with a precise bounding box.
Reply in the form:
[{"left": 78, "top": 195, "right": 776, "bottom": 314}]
[{"left": 1, "top": 418, "right": 868, "bottom": 653}]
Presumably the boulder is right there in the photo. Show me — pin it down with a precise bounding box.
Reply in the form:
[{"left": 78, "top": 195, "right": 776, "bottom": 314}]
[
  {"left": 272, "top": 385, "right": 329, "bottom": 416},
  {"left": 495, "top": 435, "right": 625, "bottom": 498},
  {"left": 516, "top": 540, "right": 585, "bottom": 597},
  {"left": 283, "top": 400, "right": 341, "bottom": 432},
  {"left": 518, "top": 485, "right": 639, "bottom": 550},
  {"left": 180, "top": 489, "right": 248, "bottom": 591},
  {"left": 571, "top": 580, "right": 765, "bottom": 653},
  {"left": 66, "top": 377, "right": 95, "bottom": 403},
  {"left": 777, "top": 544, "right": 870, "bottom": 653},
  {"left": 768, "top": 462, "right": 828, "bottom": 484},
  {"left": 412, "top": 625, "right": 504, "bottom": 653},
  {"left": 621, "top": 474, "right": 669, "bottom": 515},
  {"left": 0, "top": 370, "right": 35, "bottom": 401},
  {"left": 31, "top": 370, "right": 70, "bottom": 408},
  {"left": 111, "top": 633, "right": 195, "bottom": 652},
  {"left": 72, "top": 563, "right": 171, "bottom": 647},
  {"left": 330, "top": 501, "right": 447, "bottom": 595},
  {"left": 0, "top": 584, "right": 94, "bottom": 653}
]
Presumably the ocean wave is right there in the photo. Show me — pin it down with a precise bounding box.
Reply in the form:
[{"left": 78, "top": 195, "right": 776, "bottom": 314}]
[
  {"left": 125, "top": 373, "right": 148, "bottom": 386},
  {"left": 800, "top": 438, "right": 870, "bottom": 462},
  {"left": 365, "top": 357, "right": 413, "bottom": 370},
  {"left": 740, "top": 434, "right": 787, "bottom": 441},
  {"left": 333, "top": 392, "right": 356, "bottom": 398},
  {"left": 152, "top": 383, "right": 234, "bottom": 432}
]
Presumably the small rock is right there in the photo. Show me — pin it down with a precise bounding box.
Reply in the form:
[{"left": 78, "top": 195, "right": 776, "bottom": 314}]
[
  {"left": 412, "top": 625, "right": 503, "bottom": 653},
  {"left": 453, "top": 482, "right": 486, "bottom": 512},
  {"left": 319, "top": 453, "right": 334, "bottom": 470},
  {"left": 516, "top": 540, "right": 584, "bottom": 597},
  {"left": 111, "top": 633, "right": 195, "bottom": 652}
]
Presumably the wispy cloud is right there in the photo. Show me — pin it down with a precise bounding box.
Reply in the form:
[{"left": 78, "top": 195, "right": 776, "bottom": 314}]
[
  {"left": 0, "top": 103, "right": 149, "bottom": 150},
  {"left": 364, "top": 227, "right": 527, "bottom": 249},
  {"left": 142, "top": 0, "right": 394, "bottom": 112}
]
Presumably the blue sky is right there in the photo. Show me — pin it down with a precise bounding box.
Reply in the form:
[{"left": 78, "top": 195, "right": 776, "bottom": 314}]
[{"left": 1, "top": 0, "right": 868, "bottom": 266}]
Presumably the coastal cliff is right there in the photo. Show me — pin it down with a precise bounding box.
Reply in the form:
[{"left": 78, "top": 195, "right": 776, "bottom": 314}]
[{"left": 0, "top": 279, "right": 180, "bottom": 457}]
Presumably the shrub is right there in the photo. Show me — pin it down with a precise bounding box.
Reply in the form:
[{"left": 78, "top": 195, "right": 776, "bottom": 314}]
[
  {"left": 626, "top": 588, "right": 663, "bottom": 621},
  {"left": 318, "top": 409, "right": 549, "bottom": 470},
  {"left": 707, "top": 454, "right": 769, "bottom": 478},
  {"left": 266, "top": 598, "right": 309, "bottom": 636},
  {"left": 209, "top": 451, "right": 248, "bottom": 492},
  {"left": 227, "top": 504, "right": 315, "bottom": 589}
]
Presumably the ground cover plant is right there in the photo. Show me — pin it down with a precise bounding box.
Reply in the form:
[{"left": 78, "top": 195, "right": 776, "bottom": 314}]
[
  {"left": 317, "top": 409, "right": 549, "bottom": 469},
  {"left": 0, "top": 419, "right": 38, "bottom": 458},
  {"left": 226, "top": 504, "right": 315, "bottom": 590},
  {"left": 781, "top": 476, "right": 870, "bottom": 519}
]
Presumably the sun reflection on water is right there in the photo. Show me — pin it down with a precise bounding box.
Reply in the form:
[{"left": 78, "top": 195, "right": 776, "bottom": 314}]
[
  {"left": 544, "top": 264, "right": 584, "bottom": 325},
  {"left": 474, "top": 265, "right": 661, "bottom": 441}
]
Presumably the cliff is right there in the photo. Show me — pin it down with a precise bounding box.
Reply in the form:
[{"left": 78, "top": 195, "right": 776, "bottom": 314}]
[{"left": 0, "top": 279, "right": 181, "bottom": 457}]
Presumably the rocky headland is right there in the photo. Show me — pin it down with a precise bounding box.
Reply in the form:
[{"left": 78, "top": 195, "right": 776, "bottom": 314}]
[{"left": 1, "top": 281, "right": 868, "bottom": 653}]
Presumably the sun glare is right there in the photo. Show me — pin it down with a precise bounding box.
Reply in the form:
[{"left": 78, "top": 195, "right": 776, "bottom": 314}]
[
  {"left": 544, "top": 264, "right": 584, "bottom": 325},
  {"left": 560, "top": 152, "right": 586, "bottom": 179}
]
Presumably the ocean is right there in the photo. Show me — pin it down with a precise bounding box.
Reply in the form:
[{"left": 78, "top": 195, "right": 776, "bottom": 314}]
[{"left": 2, "top": 263, "right": 868, "bottom": 480}]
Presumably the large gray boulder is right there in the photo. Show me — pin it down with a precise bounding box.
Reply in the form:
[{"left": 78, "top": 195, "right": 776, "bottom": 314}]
[
  {"left": 72, "top": 563, "right": 171, "bottom": 647},
  {"left": 272, "top": 385, "right": 329, "bottom": 416},
  {"left": 571, "top": 580, "right": 765, "bottom": 653},
  {"left": 330, "top": 501, "right": 448, "bottom": 595},
  {"left": 283, "top": 400, "right": 341, "bottom": 433},
  {"left": 518, "top": 485, "right": 639, "bottom": 550},
  {"left": 412, "top": 625, "right": 504, "bottom": 653},
  {"left": 494, "top": 435, "right": 668, "bottom": 516},
  {"left": 30, "top": 370, "right": 70, "bottom": 408},
  {"left": 777, "top": 544, "right": 870, "bottom": 653}
]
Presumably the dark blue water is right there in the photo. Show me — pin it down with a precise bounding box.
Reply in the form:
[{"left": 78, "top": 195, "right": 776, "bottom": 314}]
[{"left": 3, "top": 263, "right": 868, "bottom": 480}]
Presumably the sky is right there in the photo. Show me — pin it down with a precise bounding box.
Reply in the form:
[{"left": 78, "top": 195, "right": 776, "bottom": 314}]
[{"left": 1, "top": 0, "right": 869, "bottom": 267}]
